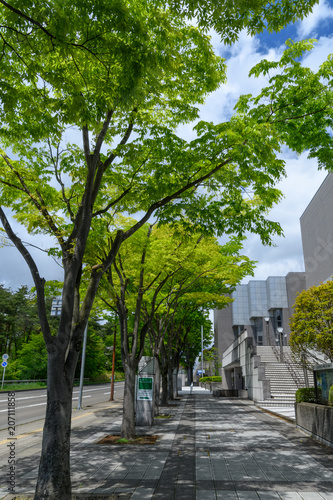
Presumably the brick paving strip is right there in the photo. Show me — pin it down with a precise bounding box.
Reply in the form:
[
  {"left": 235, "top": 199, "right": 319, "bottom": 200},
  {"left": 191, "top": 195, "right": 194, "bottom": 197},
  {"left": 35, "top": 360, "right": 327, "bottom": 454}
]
[{"left": 153, "top": 395, "right": 196, "bottom": 500}]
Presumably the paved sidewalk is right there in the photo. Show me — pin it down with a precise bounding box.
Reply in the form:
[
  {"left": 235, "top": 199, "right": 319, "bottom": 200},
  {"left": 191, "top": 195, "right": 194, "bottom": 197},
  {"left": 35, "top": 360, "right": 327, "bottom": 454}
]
[
  {"left": 256, "top": 405, "right": 296, "bottom": 423},
  {"left": 1, "top": 387, "right": 333, "bottom": 499}
]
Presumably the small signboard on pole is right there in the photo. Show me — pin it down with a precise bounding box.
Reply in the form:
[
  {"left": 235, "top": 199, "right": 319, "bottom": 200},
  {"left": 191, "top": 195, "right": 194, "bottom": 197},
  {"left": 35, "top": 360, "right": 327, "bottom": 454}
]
[
  {"left": 137, "top": 376, "right": 153, "bottom": 401},
  {"left": 1, "top": 354, "right": 8, "bottom": 390}
]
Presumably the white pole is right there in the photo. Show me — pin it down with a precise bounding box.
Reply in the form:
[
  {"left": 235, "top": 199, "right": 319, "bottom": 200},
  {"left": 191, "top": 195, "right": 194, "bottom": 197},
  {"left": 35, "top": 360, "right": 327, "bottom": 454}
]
[
  {"left": 201, "top": 325, "right": 204, "bottom": 378},
  {"left": 1, "top": 365, "right": 6, "bottom": 390},
  {"left": 78, "top": 324, "right": 88, "bottom": 410}
]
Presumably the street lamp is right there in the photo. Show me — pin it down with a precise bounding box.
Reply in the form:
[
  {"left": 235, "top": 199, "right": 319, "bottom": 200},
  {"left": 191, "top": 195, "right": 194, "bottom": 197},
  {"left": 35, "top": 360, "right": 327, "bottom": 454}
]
[
  {"left": 276, "top": 327, "right": 286, "bottom": 363},
  {"left": 264, "top": 317, "right": 270, "bottom": 346}
]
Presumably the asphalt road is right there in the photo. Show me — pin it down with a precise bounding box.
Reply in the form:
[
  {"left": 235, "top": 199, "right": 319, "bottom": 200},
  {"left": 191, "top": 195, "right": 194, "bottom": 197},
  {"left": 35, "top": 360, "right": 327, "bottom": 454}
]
[{"left": 0, "top": 381, "right": 124, "bottom": 430}]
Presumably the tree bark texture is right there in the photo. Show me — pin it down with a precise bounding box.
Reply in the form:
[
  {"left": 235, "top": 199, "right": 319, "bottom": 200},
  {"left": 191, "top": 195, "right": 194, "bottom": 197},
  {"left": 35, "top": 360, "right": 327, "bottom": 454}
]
[
  {"left": 153, "top": 356, "right": 161, "bottom": 416},
  {"left": 160, "top": 362, "right": 168, "bottom": 406},
  {"left": 168, "top": 364, "right": 174, "bottom": 401},
  {"left": 34, "top": 349, "right": 77, "bottom": 499},
  {"left": 121, "top": 360, "right": 138, "bottom": 439}
]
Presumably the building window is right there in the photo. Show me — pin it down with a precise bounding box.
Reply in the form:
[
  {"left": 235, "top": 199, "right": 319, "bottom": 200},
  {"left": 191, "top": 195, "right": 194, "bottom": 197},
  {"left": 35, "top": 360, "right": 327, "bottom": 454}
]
[
  {"left": 272, "top": 309, "right": 283, "bottom": 332},
  {"left": 251, "top": 317, "right": 263, "bottom": 345}
]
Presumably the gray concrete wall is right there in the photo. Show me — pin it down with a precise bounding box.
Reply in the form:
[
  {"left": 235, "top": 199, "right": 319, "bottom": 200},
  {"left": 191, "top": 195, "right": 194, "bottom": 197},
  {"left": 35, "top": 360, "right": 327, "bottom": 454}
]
[
  {"left": 214, "top": 303, "right": 235, "bottom": 359},
  {"left": 300, "top": 173, "right": 333, "bottom": 288},
  {"left": 222, "top": 331, "right": 270, "bottom": 402},
  {"left": 296, "top": 402, "right": 333, "bottom": 448},
  {"left": 286, "top": 272, "right": 306, "bottom": 325}
]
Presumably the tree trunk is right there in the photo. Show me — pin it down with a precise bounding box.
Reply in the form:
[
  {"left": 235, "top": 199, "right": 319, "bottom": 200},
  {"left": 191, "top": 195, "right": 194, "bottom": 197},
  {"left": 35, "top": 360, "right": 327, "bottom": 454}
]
[
  {"left": 153, "top": 356, "right": 161, "bottom": 416},
  {"left": 173, "top": 366, "right": 178, "bottom": 399},
  {"left": 160, "top": 363, "right": 168, "bottom": 406},
  {"left": 34, "top": 353, "right": 76, "bottom": 499},
  {"left": 187, "top": 365, "right": 193, "bottom": 385},
  {"left": 121, "top": 360, "right": 137, "bottom": 439},
  {"left": 168, "top": 365, "right": 174, "bottom": 401}
]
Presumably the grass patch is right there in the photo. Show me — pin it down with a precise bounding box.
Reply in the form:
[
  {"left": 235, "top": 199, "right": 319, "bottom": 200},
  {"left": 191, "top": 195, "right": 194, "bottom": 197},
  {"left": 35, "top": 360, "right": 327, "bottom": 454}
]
[
  {"left": 99, "top": 434, "right": 158, "bottom": 445},
  {"left": 11, "top": 496, "right": 123, "bottom": 499},
  {"left": 0, "top": 382, "right": 47, "bottom": 391},
  {"left": 155, "top": 414, "right": 172, "bottom": 419}
]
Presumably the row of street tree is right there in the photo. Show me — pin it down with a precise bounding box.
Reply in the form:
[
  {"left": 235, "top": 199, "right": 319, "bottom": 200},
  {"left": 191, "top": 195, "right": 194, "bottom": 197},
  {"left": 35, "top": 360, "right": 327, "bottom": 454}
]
[
  {"left": 0, "top": 1, "right": 332, "bottom": 498},
  {"left": 91, "top": 219, "right": 254, "bottom": 437}
]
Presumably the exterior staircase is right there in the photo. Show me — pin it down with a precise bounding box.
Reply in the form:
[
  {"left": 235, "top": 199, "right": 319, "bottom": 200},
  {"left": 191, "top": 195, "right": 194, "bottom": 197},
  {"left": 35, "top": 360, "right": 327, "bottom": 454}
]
[{"left": 255, "top": 345, "right": 314, "bottom": 407}]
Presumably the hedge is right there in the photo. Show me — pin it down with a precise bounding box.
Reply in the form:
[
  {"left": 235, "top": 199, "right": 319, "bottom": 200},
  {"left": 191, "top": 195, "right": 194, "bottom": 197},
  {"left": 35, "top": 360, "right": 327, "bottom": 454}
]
[
  {"left": 295, "top": 387, "right": 317, "bottom": 403},
  {"left": 199, "top": 376, "right": 222, "bottom": 383}
]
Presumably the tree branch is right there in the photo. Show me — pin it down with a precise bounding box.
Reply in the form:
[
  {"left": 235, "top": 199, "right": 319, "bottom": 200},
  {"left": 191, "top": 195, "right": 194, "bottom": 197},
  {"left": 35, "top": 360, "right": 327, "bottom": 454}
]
[
  {"left": 122, "top": 156, "right": 233, "bottom": 241},
  {"left": 0, "top": 206, "right": 52, "bottom": 343}
]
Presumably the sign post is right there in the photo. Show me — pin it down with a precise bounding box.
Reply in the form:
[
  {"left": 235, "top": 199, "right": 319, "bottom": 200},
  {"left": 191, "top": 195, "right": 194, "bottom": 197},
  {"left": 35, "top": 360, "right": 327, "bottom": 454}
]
[
  {"left": 135, "top": 374, "right": 154, "bottom": 426},
  {"left": 137, "top": 376, "right": 153, "bottom": 400},
  {"left": 1, "top": 354, "right": 8, "bottom": 390}
]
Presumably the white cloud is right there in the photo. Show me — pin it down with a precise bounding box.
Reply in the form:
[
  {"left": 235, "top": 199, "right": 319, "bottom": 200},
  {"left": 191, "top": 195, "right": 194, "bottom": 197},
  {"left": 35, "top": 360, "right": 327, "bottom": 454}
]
[
  {"left": 241, "top": 154, "right": 328, "bottom": 283},
  {"left": 302, "top": 36, "right": 333, "bottom": 71},
  {"left": 297, "top": 0, "right": 333, "bottom": 38},
  {"left": 201, "top": 25, "right": 333, "bottom": 284}
]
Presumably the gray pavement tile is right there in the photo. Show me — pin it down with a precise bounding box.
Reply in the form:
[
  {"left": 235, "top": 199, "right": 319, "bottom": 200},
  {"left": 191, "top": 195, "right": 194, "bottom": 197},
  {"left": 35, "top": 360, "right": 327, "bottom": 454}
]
[
  {"left": 299, "top": 494, "right": 331, "bottom": 500},
  {"left": 196, "top": 489, "right": 217, "bottom": 499},
  {"left": 257, "top": 492, "right": 282, "bottom": 499},
  {"left": 216, "top": 491, "right": 238, "bottom": 500},
  {"left": 130, "top": 487, "right": 154, "bottom": 499},
  {"left": 236, "top": 491, "right": 260, "bottom": 499},
  {"left": 278, "top": 494, "right": 303, "bottom": 500}
]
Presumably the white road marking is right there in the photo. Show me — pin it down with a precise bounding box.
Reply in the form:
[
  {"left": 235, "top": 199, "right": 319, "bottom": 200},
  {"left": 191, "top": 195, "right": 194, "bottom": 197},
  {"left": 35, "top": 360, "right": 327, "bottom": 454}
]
[
  {"left": 0, "top": 383, "right": 124, "bottom": 404},
  {"left": 0, "top": 395, "right": 92, "bottom": 412}
]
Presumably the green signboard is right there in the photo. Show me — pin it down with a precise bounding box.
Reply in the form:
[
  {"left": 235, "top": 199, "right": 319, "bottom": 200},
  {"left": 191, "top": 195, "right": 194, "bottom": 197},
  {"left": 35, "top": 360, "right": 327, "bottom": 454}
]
[{"left": 137, "top": 376, "right": 153, "bottom": 400}]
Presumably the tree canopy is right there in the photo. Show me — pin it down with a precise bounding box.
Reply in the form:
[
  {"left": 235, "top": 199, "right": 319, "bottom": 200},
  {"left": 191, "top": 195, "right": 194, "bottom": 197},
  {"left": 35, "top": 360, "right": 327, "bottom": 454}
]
[
  {"left": 92, "top": 219, "right": 253, "bottom": 436},
  {"left": 290, "top": 280, "right": 333, "bottom": 364},
  {"left": 0, "top": 1, "right": 331, "bottom": 498}
]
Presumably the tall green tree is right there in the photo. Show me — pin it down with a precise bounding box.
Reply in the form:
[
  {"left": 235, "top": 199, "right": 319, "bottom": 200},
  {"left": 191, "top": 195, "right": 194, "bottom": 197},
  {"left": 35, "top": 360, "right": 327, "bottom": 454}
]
[
  {"left": 0, "top": 1, "right": 330, "bottom": 498},
  {"left": 94, "top": 220, "right": 253, "bottom": 436},
  {"left": 290, "top": 280, "right": 333, "bottom": 365}
]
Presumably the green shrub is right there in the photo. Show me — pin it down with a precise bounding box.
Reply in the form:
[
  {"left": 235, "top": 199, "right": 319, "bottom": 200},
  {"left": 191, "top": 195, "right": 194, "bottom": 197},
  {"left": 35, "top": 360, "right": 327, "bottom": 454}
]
[
  {"left": 329, "top": 386, "right": 333, "bottom": 406},
  {"left": 9, "top": 333, "right": 48, "bottom": 380},
  {"left": 199, "top": 376, "right": 222, "bottom": 383},
  {"left": 295, "top": 387, "right": 317, "bottom": 403},
  {"left": 90, "top": 371, "right": 124, "bottom": 383}
]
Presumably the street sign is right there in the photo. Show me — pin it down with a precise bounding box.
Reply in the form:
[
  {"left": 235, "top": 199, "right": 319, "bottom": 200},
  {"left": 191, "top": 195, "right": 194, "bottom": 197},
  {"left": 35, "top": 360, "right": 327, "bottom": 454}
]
[
  {"left": 2, "top": 354, "right": 8, "bottom": 360},
  {"left": 137, "top": 376, "right": 153, "bottom": 401},
  {"left": 1, "top": 361, "right": 7, "bottom": 368}
]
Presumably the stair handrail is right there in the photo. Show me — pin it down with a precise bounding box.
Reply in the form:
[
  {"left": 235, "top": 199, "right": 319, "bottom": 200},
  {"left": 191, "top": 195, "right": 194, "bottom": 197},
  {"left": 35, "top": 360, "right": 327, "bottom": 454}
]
[
  {"left": 272, "top": 344, "right": 280, "bottom": 362},
  {"left": 272, "top": 345, "right": 304, "bottom": 387},
  {"left": 283, "top": 351, "right": 303, "bottom": 387}
]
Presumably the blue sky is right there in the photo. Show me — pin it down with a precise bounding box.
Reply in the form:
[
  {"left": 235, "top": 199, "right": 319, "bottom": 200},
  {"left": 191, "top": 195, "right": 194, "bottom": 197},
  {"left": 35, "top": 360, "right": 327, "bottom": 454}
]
[
  {"left": 206, "top": 0, "right": 333, "bottom": 283},
  {"left": 1, "top": 0, "right": 333, "bottom": 290}
]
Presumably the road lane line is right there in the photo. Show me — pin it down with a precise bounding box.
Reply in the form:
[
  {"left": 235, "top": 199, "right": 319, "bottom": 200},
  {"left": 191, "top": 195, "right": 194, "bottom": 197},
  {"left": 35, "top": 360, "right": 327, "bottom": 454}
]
[
  {"left": 0, "top": 395, "right": 92, "bottom": 413},
  {"left": 0, "top": 383, "right": 124, "bottom": 403},
  {"left": 0, "top": 403, "right": 122, "bottom": 445}
]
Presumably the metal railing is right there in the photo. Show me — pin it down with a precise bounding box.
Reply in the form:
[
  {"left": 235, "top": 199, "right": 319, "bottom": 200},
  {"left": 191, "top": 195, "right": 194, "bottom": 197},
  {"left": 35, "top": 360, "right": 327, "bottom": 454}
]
[{"left": 271, "top": 346, "right": 304, "bottom": 388}]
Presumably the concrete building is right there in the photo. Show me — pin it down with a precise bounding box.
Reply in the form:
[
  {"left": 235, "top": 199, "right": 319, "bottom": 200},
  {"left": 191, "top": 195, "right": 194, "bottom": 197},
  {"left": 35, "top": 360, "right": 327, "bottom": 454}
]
[
  {"left": 213, "top": 174, "right": 333, "bottom": 403},
  {"left": 214, "top": 272, "right": 306, "bottom": 400},
  {"left": 300, "top": 172, "right": 333, "bottom": 288},
  {"left": 214, "top": 272, "right": 305, "bottom": 357}
]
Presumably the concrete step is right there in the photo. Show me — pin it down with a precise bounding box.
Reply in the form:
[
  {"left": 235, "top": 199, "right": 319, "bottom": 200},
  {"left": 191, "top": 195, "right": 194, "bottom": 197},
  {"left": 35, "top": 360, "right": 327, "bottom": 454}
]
[
  {"left": 256, "top": 400, "right": 295, "bottom": 407},
  {"left": 254, "top": 346, "right": 315, "bottom": 405}
]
